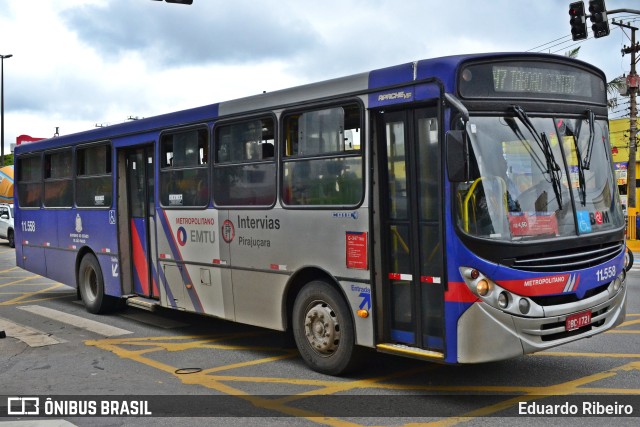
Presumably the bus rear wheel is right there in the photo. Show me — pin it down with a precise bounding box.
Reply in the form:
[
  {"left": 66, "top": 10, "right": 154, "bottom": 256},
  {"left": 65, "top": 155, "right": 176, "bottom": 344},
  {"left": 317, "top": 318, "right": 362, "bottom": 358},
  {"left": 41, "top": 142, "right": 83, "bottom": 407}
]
[
  {"left": 78, "top": 253, "right": 117, "bottom": 314},
  {"left": 292, "top": 280, "right": 359, "bottom": 375}
]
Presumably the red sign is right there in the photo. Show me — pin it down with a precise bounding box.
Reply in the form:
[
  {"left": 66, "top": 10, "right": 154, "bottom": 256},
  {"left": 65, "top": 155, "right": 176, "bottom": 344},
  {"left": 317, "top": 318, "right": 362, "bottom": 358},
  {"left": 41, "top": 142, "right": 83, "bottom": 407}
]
[
  {"left": 346, "top": 231, "right": 368, "bottom": 270},
  {"left": 508, "top": 212, "right": 558, "bottom": 237},
  {"left": 16, "top": 135, "right": 45, "bottom": 145}
]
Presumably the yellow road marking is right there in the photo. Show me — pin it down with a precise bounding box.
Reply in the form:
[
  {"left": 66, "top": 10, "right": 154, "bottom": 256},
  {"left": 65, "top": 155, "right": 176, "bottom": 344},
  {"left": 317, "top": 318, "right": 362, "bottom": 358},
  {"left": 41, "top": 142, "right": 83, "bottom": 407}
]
[
  {"left": 0, "top": 283, "right": 70, "bottom": 305},
  {"left": 86, "top": 333, "right": 640, "bottom": 426},
  {"left": 0, "top": 276, "right": 44, "bottom": 289},
  {"left": 616, "top": 318, "right": 640, "bottom": 327},
  {"left": 536, "top": 351, "right": 640, "bottom": 358},
  {"left": 87, "top": 335, "right": 360, "bottom": 427},
  {"left": 411, "top": 361, "right": 640, "bottom": 426},
  {"left": 0, "top": 282, "right": 65, "bottom": 286}
]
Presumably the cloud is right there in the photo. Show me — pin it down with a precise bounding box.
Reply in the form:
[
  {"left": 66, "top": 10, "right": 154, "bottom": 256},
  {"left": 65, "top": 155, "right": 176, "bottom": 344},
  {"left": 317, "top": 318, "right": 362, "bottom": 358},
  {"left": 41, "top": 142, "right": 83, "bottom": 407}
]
[
  {"left": 1, "top": 0, "right": 633, "bottom": 152},
  {"left": 63, "top": 1, "right": 321, "bottom": 68}
]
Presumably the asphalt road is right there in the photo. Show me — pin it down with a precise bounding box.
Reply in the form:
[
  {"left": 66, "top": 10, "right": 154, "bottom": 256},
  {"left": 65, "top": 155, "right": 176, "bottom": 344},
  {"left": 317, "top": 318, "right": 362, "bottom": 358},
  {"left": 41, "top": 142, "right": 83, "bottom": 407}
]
[{"left": 0, "top": 241, "right": 638, "bottom": 426}]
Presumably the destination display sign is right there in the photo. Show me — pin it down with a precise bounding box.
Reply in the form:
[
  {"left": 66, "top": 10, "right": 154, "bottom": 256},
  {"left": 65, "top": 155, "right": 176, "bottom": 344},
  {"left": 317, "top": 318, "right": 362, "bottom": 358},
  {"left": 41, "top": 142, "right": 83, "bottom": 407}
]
[
  {"left": 491, "top": 65, "right": 591, "bottom": 97},
  {"left": 458, "top": 60, "right": 606, "bottom": 103}
]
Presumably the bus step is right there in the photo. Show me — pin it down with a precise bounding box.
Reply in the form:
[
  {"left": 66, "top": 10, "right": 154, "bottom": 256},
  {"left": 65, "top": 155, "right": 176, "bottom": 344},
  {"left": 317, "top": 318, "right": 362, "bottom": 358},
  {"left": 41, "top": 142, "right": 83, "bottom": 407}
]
[
  {"left": 126, "top": 296, "right": 160, "bottom": 312},
  {"left": 376, "top": 343, "right": 444, "bottom": 361}
]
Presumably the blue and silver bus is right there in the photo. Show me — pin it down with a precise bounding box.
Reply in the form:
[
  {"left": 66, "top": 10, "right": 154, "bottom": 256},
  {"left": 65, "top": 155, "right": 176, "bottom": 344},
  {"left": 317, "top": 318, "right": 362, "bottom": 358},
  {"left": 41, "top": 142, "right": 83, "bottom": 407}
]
[{"left": 14, "top": 53, "right": 627, "bottom": 375}]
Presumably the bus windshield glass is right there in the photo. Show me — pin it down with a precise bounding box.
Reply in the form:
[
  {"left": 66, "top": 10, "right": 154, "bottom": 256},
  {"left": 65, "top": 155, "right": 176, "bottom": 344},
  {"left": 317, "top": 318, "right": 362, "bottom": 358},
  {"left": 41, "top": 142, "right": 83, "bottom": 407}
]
[{"left": 456, "top": 113, "right": 624, "bottom": 241}]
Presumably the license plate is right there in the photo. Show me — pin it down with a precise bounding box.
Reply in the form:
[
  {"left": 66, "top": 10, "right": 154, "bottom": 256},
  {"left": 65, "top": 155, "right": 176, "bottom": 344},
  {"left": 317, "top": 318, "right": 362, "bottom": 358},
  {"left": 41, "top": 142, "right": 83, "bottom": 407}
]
[{"left": 565, "top": 310, "right": 592, "bottom": 331}]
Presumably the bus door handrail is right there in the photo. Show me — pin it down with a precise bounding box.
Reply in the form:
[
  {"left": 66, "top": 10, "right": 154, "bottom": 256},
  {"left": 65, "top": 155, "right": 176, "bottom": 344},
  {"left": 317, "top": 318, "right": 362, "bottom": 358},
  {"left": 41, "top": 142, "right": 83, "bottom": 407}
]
[{"left": 462, "top": 176, "right": 508, "bottom": 232}]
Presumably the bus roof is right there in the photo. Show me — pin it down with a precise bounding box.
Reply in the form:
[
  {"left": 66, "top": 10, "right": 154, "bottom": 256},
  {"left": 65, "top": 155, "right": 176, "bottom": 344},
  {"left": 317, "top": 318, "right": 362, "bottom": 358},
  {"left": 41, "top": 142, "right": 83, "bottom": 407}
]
[{"left": 14, "top": 52, "right": 604, "bottom": 154}]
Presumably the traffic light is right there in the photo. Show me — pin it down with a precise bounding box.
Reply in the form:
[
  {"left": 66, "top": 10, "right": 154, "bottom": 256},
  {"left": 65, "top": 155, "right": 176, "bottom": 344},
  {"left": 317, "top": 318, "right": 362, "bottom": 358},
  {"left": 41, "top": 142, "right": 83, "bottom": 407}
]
[
  {"left": 589, "top": 0, "right": 610, "bottom": 38},
  {"left": 569, "top": 1, "right": 588, "bottom": 41}
]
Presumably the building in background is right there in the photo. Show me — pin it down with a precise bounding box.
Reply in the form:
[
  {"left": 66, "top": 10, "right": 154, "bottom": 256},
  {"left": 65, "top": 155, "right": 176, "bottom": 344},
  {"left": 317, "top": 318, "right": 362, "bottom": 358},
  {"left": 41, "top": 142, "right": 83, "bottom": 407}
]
[{"left": 610, "top": 118, "right": 631, "bottom": 211}]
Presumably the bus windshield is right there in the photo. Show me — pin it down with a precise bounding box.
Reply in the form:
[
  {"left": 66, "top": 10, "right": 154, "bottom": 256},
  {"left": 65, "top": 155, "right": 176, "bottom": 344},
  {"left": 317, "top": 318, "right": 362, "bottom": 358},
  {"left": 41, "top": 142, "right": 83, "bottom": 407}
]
[{"left": 456, "top": 112, "right": 624, "bottom": 241}]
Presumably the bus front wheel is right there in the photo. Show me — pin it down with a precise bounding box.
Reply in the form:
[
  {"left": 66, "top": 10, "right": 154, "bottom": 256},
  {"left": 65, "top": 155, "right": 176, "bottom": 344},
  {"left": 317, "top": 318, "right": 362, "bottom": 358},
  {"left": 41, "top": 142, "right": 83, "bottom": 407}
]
[
  {"left": 78, "top": 254, "right": 115, "bottom": 314},
  {"left": 292, "top": 280, "right": 359, "bottom": 375}
]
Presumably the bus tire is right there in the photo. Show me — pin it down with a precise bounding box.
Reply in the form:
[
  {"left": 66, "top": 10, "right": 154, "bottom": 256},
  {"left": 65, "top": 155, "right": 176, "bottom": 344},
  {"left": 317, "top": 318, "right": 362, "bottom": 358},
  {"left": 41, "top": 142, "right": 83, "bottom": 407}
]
[
  {"left": 78, "top": 253, "right": 115, "bottom": 314},
  {"left": 292, "top": 280, "right": 359, "bottom": 375},
  {"left": 625, "top": 248, "right": 634, "bottom": 272}
]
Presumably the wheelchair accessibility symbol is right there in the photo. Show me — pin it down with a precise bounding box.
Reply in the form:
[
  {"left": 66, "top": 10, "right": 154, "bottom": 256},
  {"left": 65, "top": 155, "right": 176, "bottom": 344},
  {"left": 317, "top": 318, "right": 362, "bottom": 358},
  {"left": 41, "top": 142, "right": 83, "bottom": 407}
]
[{"left": 577, "top": 211, "right": 592, "bottom": 233}]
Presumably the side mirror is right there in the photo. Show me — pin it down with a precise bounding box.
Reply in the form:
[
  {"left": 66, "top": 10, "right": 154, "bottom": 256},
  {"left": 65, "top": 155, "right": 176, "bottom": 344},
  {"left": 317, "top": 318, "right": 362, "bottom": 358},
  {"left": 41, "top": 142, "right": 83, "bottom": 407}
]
[{"left": 446, "top": 130, "right": 468, "bottom": 182}]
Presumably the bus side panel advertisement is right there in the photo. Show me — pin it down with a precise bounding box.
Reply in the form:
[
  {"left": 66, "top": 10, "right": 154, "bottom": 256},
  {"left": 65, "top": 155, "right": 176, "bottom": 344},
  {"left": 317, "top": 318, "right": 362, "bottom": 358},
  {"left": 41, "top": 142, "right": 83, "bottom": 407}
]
[{"left": 346, "top": 231, "right": 368, "bottom": 270}]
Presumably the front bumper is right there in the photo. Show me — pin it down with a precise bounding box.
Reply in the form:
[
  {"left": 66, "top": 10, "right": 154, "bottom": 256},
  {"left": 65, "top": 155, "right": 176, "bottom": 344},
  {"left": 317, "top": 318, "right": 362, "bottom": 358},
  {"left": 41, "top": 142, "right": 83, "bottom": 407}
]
[{"left": 456, "top": 280, "right": 627, "bottom": 363}]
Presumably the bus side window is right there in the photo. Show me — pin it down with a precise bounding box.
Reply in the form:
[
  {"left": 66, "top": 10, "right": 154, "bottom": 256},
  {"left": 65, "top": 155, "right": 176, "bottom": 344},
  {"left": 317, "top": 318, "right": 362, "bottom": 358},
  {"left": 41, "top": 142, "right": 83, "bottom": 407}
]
[
  {"left": 213, "top": 117, "right": 276, "bottom": 207},
  {"left": 282, "top": 103, "right": 363, "bottom": 207},
  {"left": 159, "top": 128, "right": 209, "bottom": 208},
  {"left": 16, "top": 155, "right": 43, "bottom": 208},
  {"left": 76, "top": 143, "right": 112, "bottom": 208},
  {"left": 44, "top": 149, "right": 73, "bottom": 208}
]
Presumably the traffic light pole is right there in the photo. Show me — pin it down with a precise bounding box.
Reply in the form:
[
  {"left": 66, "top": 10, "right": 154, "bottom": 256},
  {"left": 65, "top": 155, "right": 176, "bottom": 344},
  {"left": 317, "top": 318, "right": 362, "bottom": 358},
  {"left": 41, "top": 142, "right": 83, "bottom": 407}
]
[
  {"left": 616, "top": 21, "right": 640, "bottom": 209},
  {"left": 607, "top": 8, "right": 640, "bottom": 15},
  {"left": 567, "top": 5, "right": 640, "bottom": 208}
]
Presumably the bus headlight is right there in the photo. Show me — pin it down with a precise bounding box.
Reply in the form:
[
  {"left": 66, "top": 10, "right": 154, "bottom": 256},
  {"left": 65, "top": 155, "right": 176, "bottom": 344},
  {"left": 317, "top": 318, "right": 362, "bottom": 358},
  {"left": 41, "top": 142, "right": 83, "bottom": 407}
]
[
  {"left": 458, "top": 266, "right": 544, "bottom": 318},
  {"left": 476, "top": 279, "right": 490, "bottom": 296},
  {"left": 613, "top": 277, "right": 621, "bottom": 292},
  {"left": 498, "top": 291, "right": 509, "bottom": 309},
  {"left": 611, "top": 270, "right": 625, "bottom": 293},
  {"left": 613, "top": 277, "right": 622, "bottom": 292}
]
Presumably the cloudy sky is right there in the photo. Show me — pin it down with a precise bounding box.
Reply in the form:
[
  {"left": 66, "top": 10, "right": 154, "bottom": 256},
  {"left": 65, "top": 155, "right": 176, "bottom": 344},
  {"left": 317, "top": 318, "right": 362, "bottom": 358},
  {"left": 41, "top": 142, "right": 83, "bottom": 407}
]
[{"left": 0, "top": 0, "right": 637, "bottom": 154}]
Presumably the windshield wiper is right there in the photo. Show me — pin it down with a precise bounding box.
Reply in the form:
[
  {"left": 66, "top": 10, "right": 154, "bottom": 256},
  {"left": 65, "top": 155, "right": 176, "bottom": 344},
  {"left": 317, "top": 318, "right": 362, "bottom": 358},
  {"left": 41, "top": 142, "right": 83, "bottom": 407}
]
[
  {"left": 512, "top": 105, "right": 564, "bottom": 209},
  {"left": 564, "top": 118, "right": 587, "bottom": 206},
  {"left": 582, "top": 109, "right": 596, "bottom": 170}
]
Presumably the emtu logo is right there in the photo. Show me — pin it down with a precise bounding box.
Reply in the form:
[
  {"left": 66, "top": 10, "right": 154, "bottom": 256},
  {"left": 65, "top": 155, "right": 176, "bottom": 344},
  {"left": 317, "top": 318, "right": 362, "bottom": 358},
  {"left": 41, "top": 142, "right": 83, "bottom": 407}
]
[{"left": 176, "top": 227, "right": 187, "bottom": 246}]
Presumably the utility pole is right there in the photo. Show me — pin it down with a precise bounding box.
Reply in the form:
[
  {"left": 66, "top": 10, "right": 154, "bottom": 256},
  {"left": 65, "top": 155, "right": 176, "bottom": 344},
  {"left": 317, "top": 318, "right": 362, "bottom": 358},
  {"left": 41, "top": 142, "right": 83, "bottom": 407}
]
[
  {"left": 617, "top": 20, "right": 640, "bottom": 208},
  {"left": 0, "top": 54, "right": 12, "bottom": 167},
  {"left": 567, "top": 3, "right": 640, "bottom": 208}
]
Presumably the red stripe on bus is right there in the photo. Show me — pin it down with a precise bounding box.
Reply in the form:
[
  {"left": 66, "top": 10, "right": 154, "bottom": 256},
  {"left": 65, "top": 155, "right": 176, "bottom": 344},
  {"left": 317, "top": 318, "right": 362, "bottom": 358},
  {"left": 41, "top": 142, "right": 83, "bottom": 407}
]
[
  {"left": 445, "top": 282, "right": 478, "bottom": 303},
  {"left": 130, "top": 219, "right": 149, "bottom": 295}
]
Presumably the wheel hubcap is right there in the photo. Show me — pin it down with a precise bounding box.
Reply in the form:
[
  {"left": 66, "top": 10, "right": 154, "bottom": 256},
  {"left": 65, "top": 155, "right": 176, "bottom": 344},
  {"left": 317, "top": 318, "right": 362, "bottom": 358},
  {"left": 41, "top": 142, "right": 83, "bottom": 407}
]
[
  {"left": 84, "top": 268, "right": 97, "bottom": 301},
  {"left": 303, "top": 302, "right": 341, "bottom": 355}
]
